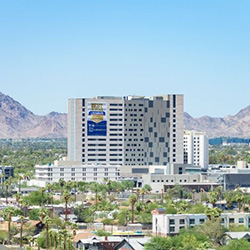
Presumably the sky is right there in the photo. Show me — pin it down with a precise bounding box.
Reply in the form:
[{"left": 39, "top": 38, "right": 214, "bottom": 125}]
[{"left": 0, "top": 0, "right": 250, "bottom": 118}]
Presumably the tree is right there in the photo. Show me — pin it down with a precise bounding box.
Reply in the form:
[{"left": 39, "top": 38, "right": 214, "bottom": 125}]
[
  {"left": 235, "top": 192, "right": 244, "bottom": 212},
  {"left": 205, "top": 207, "right": 222, "bottom": 220},
  {"left": 1, "top": 207, "right": 17, "bottom": 245},
  {"left": 90, "top": 183, "right": 100, "bottom": 211},
  {"left": 43, "top": 215, "right": 52, "bottom": 250},
  {"left": 4, "top": 177, "right": 12, "bottom": 205},
  {"left": 144, "top": 184, "right": 152, "bottom": 192},
  {"left": 129, "top": 194, "right": 137, "bottom": 223},
  {"left": 19, "top": 215, "right": 25, "bottom": 247},
  {"left": 16, "top": 175, "right": 23, "bottom": 194},
  {"left": 208, "top": 190, "right": 218, "bottom": 208},
  {"left": 198, "top": 218, "right": 225, "bottom": 244},
  {"left": 140, "top": 188, "right": 148, "bottom": 204},
  {"left": 63, "top": 190, "right": 71, "bottom": 222},
  {"left": 39, "top": 188, "right": 46, "bottom": 207},
  {"left": 218, "top": 239, "right": 250, "bottom": 250},
  {"left": 145, "top": 236, "right": 173, "bottom": 250},
  {"left": 121, "top": 180, "right": 134, "bottom": 191}
]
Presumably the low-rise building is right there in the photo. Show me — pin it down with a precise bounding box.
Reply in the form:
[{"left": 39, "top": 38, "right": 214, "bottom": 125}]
[
  {"left": 152, "top": 209, "right": 250, "bottom": 236},
  {"left": 34, "top": 160, "right": 120, "bottom": 183}
]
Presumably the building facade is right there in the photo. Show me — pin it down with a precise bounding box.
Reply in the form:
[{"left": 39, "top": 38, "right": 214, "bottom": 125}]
[
  {"left": 35, "top": 161, "right": 120, "bottom": 183},
  {"left": 152, "top": 209, "right": 250, "bottom": 236},
  {"left": 68, "top": 95, "right": 184, "bottom": 166},
  {"left": 183, "top": 130, "right": 209, "bottom": 169}
]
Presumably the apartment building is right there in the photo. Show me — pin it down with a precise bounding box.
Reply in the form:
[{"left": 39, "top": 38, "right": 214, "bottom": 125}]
[
  {"left": 183, "top": 130, "right": 209, "bottom": 169},
  {"left": 68, "top": 95, "right": 184, "bottom": 166},
  {"left": 152, "top": 209, "right": 250, "bottom": 236},
  {"left": 34, "top": 160, "right": 120, "bottom": 183}
]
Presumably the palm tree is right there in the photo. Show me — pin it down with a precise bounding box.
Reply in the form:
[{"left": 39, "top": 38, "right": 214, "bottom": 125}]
[
  {"left": 63, "top": 190, "right": 71, "bottom": 222},
  {"left": 14, "top": 193, "right": 21, "bottom": 207},
  {"left": 38, "top": 207, "right": 49, "bottom": 222},
  {"left": 19, "top": 215, "right": 25, "bottom": 247},
  {"left": 40, "top": 187, "right": 46, "bottom": 207},
  {"left": 205, "top": 207, "right": 222, "bottom": 220},
  {"left": 135, "top": 188, "right": 140, "bottom": 201},
  {"left": 4, "top": 177, "right": 12, "bottom": 205},
  {"left": 129, "top": 194, "right": 137, "bottom": 223},
  {"left": 16, "top": 175, "right": 23, "bottom": 194},
  {"left": 43, "top": 215, "right": 52, "bottom": 250},
  {"left": 140, "top": 188, "right": 148, "bottom": 204},
  {"left": 235, "top": 192, "right": 244, "bottom": 212},
  {"left": 209, "top": 190, "right": 218, "bottom": 208},
  {"left": 90, "top": 183, "right": 100, "bottom": 211},
  {"left": 19, "top": 198, "right": 29, "bottom": 217},
  {"left": 1, "top": 207, "right": 16, "bottom": 245},
  {"left": 59, "top": 229, "right": 68, "bottom": 250},
  {"left": 67, "top": 233, "right": 73, "bottom": 250}
]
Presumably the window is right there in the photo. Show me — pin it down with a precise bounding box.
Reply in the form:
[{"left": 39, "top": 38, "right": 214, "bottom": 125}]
[
  {"left": 239, "top": 218, "right": 244, "bottom": 223},
  {"left": 159, "top": 137, "right": 164, "bottom": 142},
  {"left": 189, "top": 219, "right": 195, "bottom": 224},
  {"left": 169, "top": 226, "right": 175, "bottom": 232},
  {"left": 199, "top": 218, "right": 205, "bottom": 224},
  {"left": 169, "top": 219, "right": 175, "bottom": 225},
  {"left": 229, "top": 218, "right": 235, "bottom": 223},
  {"left": 178, "top": 167, "right": 183, "bottom": 174},
  {"left": 179, "top": 219, "right": 185, "bottom": 225}
]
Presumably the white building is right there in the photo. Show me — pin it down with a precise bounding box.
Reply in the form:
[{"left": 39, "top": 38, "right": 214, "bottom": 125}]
[
  {"left": 152, "top": 209, "right": 250, "bottom": 236},
  {"left": 34, "top": 160, "right": 120, "bottom": 183},
  {"left": 68, "top": 95, "right": 184, "bottom": 166},
  {"left": 183, "top": 130, "right": 209, "bottom": 169}
]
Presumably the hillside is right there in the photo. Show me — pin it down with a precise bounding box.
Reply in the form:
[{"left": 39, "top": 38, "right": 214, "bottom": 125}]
[
  {"left": 184, "top": 106, "right": 250, "bottom": 137},
  {"left": 0, "top": 92, "right": 67, "bottom": 139}
]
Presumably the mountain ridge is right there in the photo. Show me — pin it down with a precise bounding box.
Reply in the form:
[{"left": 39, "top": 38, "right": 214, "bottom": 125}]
[
  {"left": 0, "top": 92, "right": 67, "bottom": 139},
  {"left": 184, "top": 105, "right": 250, "bottom": 137},
  {"left": 1, "top": 91, "right": 250, "bottom": 138}
]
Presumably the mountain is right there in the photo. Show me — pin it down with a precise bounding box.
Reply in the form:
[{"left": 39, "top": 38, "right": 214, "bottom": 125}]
[
  {"left": 1, "top": 91, "right": 250, "bottom": 139},
  {"left": 184, "top": 105, "right": 250, "bottom": 138},
  {"left": 0, "top": 92, "right": 67, "bottom": 139}
]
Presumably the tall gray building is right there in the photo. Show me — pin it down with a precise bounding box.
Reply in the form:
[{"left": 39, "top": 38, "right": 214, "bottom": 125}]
[{"left": 68, "top": 95, "right": 183, "bottom": 166}]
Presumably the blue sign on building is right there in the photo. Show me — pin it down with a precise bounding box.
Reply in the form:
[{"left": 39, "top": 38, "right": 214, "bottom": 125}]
[{"left": 87, "top": 103, "right": 107, "bottom": 136}]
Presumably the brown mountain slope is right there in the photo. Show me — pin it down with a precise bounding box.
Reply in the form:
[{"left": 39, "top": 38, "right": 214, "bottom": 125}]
[
  {"left": 1, "top": 91, "right": 250, "bottom": 138},
  {"left": 0, "top": 92, "right": 67, "bottom": 139},
  {"left": 184, "top": 105, "right": 250, "bottom": 138}
]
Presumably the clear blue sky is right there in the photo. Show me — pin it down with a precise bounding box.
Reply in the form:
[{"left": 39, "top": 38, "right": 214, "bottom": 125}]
[{"left": 0, "top": 0, "right": 249, "bottom": 118}]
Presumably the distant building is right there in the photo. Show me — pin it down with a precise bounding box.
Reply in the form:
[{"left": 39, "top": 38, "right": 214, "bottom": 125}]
[
  {"left": 183, "top": 130, "right": 209, "bottom": 169},
  {"left": 152, "top": 209, "right": 250, "bottom": 236},
  {"left": 68, "top": 95, "right": 184, "bottom": 166},
  {"left": 0, "top": 166, "right": 14, "bottom": 183},
  {"left": 34, "top": 160, "right": 120, "bottom": 183}
]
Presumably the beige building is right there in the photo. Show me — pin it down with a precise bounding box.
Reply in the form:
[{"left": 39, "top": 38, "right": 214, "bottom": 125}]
[{"left": 68, "top": 95, "right": 184, "bottom": 166}]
